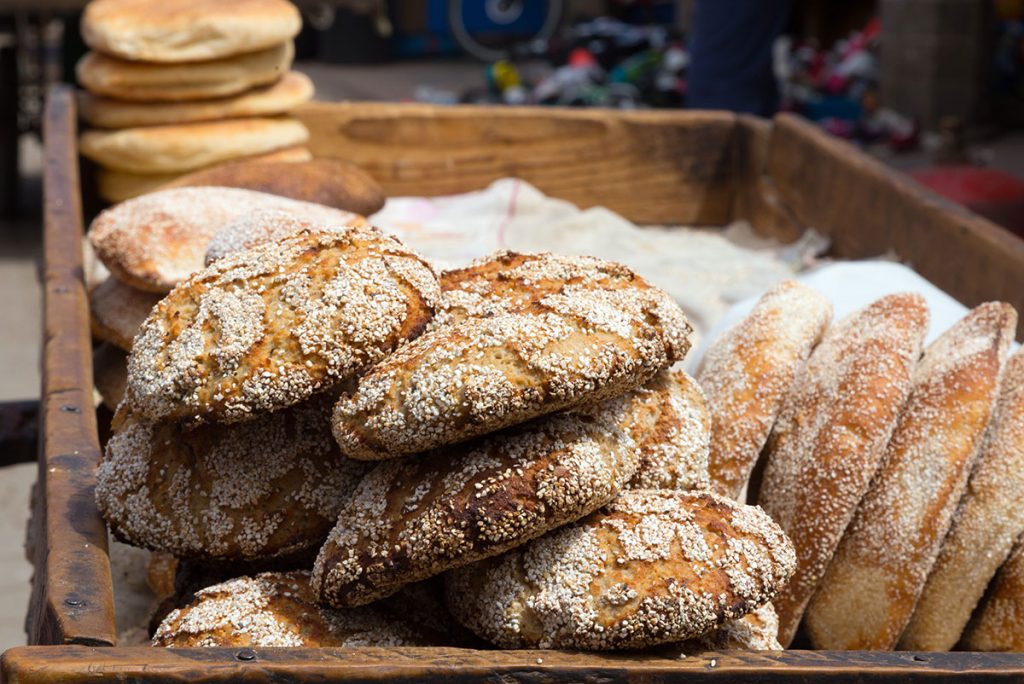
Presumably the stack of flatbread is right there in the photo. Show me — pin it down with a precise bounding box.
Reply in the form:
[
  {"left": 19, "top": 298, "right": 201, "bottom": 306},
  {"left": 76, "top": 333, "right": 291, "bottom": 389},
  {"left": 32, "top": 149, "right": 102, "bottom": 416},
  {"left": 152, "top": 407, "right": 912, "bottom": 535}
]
[{"left": 76, "top": 0, "right": 315, "bottom": 202}]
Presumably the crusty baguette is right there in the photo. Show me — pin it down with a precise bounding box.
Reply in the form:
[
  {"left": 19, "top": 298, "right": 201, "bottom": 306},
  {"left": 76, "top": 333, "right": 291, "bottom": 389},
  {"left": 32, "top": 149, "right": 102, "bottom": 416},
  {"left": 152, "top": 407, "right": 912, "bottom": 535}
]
[
  {"left": 805, "top": 302, "right": 1016, "bottom": 650},
  {"left": 756, "top": 293, "right": 930, "bottom": 646},
  {"left": 961, "top": 537, "right": 1024, "bottom": 651},
  {"left": 699, "top": 280, "right": 832, "bottom": 497}
]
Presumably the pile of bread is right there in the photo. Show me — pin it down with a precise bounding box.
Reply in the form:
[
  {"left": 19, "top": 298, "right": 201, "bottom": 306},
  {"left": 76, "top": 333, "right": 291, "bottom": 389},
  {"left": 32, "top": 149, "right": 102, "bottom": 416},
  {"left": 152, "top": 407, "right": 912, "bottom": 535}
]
[{"left": 75, "top": 0, "right": 320, "bottom": 203}]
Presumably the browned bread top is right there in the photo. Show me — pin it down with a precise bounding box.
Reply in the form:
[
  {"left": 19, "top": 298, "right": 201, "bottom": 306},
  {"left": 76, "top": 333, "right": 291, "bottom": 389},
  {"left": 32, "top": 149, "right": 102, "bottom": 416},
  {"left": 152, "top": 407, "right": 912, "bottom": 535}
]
[
  {"left": 89, "top": 276, "right": 160, "bottom": 351},
  {"left": 153, "top": 571, "right": 436, "bottom": 648},
  {"left": 444, "top": 489, "right": 796, "bottom": 650},
  {"left": 204, "top": 209, "right": 368, "bottom": 265},
  {"left": 96, "top": 397, "right": 370, "bottom": 561},
  {"left": 126, "top": 227, "right": 439, "bottom": 423},
  {"left": 313, "top": 405, "right": 640, "bottom": 608}
]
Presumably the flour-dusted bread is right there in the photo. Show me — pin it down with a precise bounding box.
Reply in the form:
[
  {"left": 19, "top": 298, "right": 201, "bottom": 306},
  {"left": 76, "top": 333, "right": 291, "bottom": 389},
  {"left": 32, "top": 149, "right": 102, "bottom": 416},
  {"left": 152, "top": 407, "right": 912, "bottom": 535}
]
[
  {"left": 313, "top": 406, "right": 640, "bottom": 607},
  {"left": 171, "top": 158, "right": 385, "bottom": 218},
  {"left": 961, "top": 538, "right": 1024, "bottom": 651},
  {"left": 699, "top": 280, "right": 832, "bottom": 497},
  {"left": 80, "top": 71, "right": 312, "bottom": 128},
  {"left": 806, "top": 302, "right": 1016, "bottom": 650},
  {"left": 88, "top": 187, "right": 360, "bottom": 292},
  {"left": 900, "top": 348, "right": 1024, "bottom": 651},
  {"left": 93, "top": 343, "right": 128, "bottom": 412},
  {"left": 97, "top": 397, "right": 370, "bottom": 561},
  {"left": 204, "top": 209, "right": 369, "bottom": 265},
  {"left": 756, "top": 293, "right": 929, "bottom": 646},
  {"left": 82, "top": 0, "right": 301, "bottom": 62},
  {"left": 95, "top": 146, "right": 312, "bottom": 203},
  {"left": 682, "top": 603, "right": 783, "bottom": 652},
  {"left": 80, "top": 117, "right": 308, "bottom": 175},
  {"left": 153, "top": 572, "right": 437, "bottom": 648},
  {"left": 445, "top": 489, "right": 795, "bottom": 650},
  {"left": 89, "top": 277, "right": 160, "bottom": 351},
  {"left": 126, "top": 227, "right": 439, "bottom": 423},
  {"left": 76, "top": 43, "right": 293, "bottom": 102}
]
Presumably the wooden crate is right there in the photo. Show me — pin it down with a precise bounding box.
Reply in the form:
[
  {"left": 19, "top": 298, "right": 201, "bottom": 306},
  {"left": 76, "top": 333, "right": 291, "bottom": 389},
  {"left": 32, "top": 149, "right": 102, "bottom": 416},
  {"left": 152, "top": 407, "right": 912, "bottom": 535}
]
[{"left": 5, "top": 83, "right": 1024, "bottom": 682}]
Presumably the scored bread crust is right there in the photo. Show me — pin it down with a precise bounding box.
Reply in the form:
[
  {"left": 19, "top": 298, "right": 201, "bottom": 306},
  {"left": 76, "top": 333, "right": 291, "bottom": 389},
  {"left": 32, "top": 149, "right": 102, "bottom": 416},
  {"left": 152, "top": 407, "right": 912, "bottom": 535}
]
[
  {"left": 756, "top": 293, "right": 929, "bottom": 646},
  {"left": 93, "top": 343, "right": 127, "bottom": 412},
  {"left": 699, "top": 280, "right": 832, "bottom": 497},
  {"left": 961, "top": 538, "right": 1024, "bottom": 651},
  {"left": 152, "top": 572, "right": 435, "bottom": 648},
  {"left": 96, "top": 397, "right": 371, "bottom": 561},
  {"left": 806, "top": 302, "right": 1016, "bottom": 650},
  {"left": 89, "top": 277, "right": 160, "bottom": 351},
  {"left": 204, "top": 209, "right": 369, "bottom": 266},
  {"left": 313, "top": 406, "right": 641, "bottom": 608},
  {"left": 900, "top": 349, "right": 1024, "bottom": 651},
  {"left": 444, "top": 489, "right": 796, "bottom": 650},
  {"left": 82, "top": 0, "right": 301, "bottom": 63},
  {"left": 127, "top": 227, "right": 439, "bottom": 423},
  {"left": 88, "top": 187, "right": 362, "bottom": 293}
]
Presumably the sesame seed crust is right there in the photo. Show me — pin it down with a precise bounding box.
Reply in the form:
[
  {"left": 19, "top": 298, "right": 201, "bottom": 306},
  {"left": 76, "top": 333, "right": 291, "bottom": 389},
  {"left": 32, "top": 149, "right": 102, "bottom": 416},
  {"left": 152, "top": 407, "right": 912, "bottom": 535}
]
[
  {"left": 681, "top": 602, "right": 782, "bottom": 652},
  {"left": 127, "top": 226, "right": 440, "bottom": 423},
  {"left": 153, "top": 571, "right": 436, "bottom": 648},
  {"left": 204, "top": 207, "right": 369, "bottom": 265},
  {"left": 88, "top": 186, "right": 363, "bottom": 293},
  {"left": 756, "top": 293, "right": 930, "bottom": 646},
  {"left": 699, "top": 280, "right": 832, "bottom": 498},
  {"left": 806, "top": 302, "right": 1016, "bottom": 650},
  {"left": 901, "top": 348, "right": 1024, "bottom": 651},
  {"left": 313, "top": 405, "right": 641, "bottom": 608},
  {"left": 961, "top": 537, "right": 1024, "bottom": 651},
  {"left": 96, "top": 396, "right": 371, "bottom": 560},
  {"left": 89, "top": 276, "right": 161, "bottom": 351},
  {"left": 444, "top": 489, "right": 796, "bottom": 650}
]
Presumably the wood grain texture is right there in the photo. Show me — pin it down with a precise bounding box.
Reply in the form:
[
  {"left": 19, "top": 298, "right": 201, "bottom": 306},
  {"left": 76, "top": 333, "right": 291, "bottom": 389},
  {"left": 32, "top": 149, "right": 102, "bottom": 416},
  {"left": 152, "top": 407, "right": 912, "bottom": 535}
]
[
  {"left": 730, "top": 114, "right": 804, "bottom": 242},
  {"left": 28, "top": 84, "right": 116, "bottom": 647},
  {"left": 767, "top": 113, "right": 1024, "bottom": 327},
  {"left": 5, "top": 646, "right": 1024, "bottom": 683},
  {"left": 295, "top": 101, "right": 739, "bottom": 225}
]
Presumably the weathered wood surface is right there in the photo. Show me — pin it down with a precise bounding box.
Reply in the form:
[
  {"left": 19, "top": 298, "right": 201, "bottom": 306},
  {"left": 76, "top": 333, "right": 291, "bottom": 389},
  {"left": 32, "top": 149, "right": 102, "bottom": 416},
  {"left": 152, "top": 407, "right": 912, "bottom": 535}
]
[
  {"left": 296, "top": 101, "right": 739, "bottom": 226},
  {"left": 5, "top": 646, "right": 1024, "bottom": 683},
  {"left": 29, "top": 84, "right": 116, "bottom": 647},
  {"left": 767, "top": 112, "right": 1024, "bottom": 322}
]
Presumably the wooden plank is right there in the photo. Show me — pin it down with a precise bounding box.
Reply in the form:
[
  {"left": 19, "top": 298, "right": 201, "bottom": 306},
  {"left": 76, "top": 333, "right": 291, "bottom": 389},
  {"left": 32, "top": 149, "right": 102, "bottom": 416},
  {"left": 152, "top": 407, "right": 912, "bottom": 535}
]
[
  {"left": 295, "top": 102, "right": 739, "bottom": 226},
  {"left": 766, "top": 112, "right": 1024, "bottom": 321},
  {"left": 730, "top": 114, "right": 804, "bottom": 242},
  {"left": 5, "top": 646, "right": 1024, "bottom": 683},
  {"left": 28, "top": 84, "right": 116, "bottom": 647}
]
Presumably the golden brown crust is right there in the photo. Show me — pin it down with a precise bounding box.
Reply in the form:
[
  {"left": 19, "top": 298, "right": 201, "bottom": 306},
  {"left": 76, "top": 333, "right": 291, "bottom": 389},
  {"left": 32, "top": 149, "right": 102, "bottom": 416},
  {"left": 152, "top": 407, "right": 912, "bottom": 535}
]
[
  {"left": 805, "top": 302, "right": 1016, "bottom": 650},
  {"left": 961, "top": 538, "right": 1024, "bottom": 651},
  {"left": 756, "top": 293, "right": 930, "bottom": 646},
  {"left": 313, "top": 405, "right": 640, "bottom": 608},
  {"left": 127, "top": 227, "right": 439, "bottom": 423},
  {"left": 88, "top": 186, "right": 363, "bottom": 293},
  {"left": 153, "top": 572, "right": 436, "bottom": 648},
  {"left": 89, "top": 277, "right": 160, "bottom": 351},
  {"left": 204, "top": 209, "right": 369, "bottom": 265},
  {"left": 699, "top": 280, "right": 832, "bottom": 497},
  {"left": 444, "top": 489, "right": 796, "bottom": 650},
  {"left": 168, "top": 158, "right": 385, "bottom": 217},
  {"left": 96, "top": 397, "right": 370, "bottom": 561},
  {"left": 901, "top": 348, "right": 1024, "bottom": 651},
  {"left": 82, "top": 0, "right": 301, "bottom": 62},
  {"left": 93, "top": 343, "right": 128, "bottom": 412},
  {"left": 682, "top": 602, "right": 783, "bottom": 652}
]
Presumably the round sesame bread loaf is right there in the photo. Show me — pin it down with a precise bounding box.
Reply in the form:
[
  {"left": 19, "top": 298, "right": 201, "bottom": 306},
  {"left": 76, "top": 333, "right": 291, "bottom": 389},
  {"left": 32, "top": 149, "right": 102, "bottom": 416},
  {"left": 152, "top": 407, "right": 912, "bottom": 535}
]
[
  {"left": 89, "top": 277, "right": 160, "bottom": 351},
  {"left": 313, "top": 405, "right": 640, "bottom": 608},
  {"left": 806, "top": 302, "right": 1016, "bottom": 651},
  {"left": 444, "top": 489, "right": 796, "bottom": 650},
  {"left": 88, "top": 187, "right": 362, "bottom": 293},
  {"left": 961, "top": 538, "right": 1024, "bottom": 651},
  {"left": 204, "top": 209, "right": 369, "bottom": 266},
  {"left": 126, "top": 227, "right": 438, "bottom": 423},
  {"left": 682, "top": 603, "right": 783, "bottom": 652},
  {"left": 82, "top": 0, "right": 300, "bottom": 63},
  {"left": 756, "top": 293, "right": 930, "bottom": 646},
  {"left": 900, "top": 348, "right": 1024, "bottom": 651},
  {"left": 153, "top": 572, "right": 437, "bottom": 648},
  {"left": 93, "top": 343, "right": 128, "bottom": 412},
  {"left": 583, "top": 368, "right": 711, "bottom": 492},
  {"left": 96, "top": 397, "right": 370, "bottom": 561},
  {"left": 699, "top": 280, "right": 832, "bottom": 498}
]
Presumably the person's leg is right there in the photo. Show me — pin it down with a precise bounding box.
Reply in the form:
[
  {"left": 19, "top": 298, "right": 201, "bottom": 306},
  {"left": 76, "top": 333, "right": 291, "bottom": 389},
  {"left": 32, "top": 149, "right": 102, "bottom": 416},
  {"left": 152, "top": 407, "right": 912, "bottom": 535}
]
[{"left": 687, "top": 0, "right": 790, "bottom": 115}]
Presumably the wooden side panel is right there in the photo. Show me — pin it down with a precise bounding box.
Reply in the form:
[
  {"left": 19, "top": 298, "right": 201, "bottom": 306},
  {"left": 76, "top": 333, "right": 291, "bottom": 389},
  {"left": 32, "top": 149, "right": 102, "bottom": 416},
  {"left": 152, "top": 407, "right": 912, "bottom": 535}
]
[
  {"left": 296, "top": 102, "right": 739, "bottom": 226},
  {"left": 29, "top": 84, "right": 116, "bottom": 647},
  {"left": 5, "top": 646, "right": 1024, "bottom": 683},
  {"left": 767, "top": 113, "right": 1024, "bottom": 318},
  {"left": 731, "top": 114, "right": 804, "bottom": 242}
]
